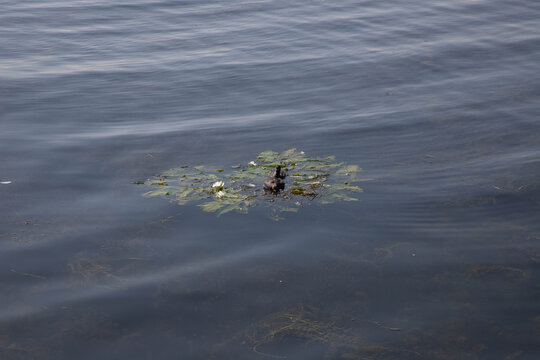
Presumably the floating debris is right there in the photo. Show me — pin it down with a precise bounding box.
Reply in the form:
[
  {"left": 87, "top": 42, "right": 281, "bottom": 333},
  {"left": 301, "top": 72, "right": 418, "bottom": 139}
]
[
  {"left": 141, "top": 148, "right": 365, "bottom": 218},
  {"left": 10, "top": 269, "right": 46, "bottom": 280}
]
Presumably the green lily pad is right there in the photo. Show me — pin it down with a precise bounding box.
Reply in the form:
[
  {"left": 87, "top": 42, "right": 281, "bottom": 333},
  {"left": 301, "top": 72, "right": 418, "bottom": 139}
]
[{"left": 140, "top": 148, "right": 367, "bottom": 218}]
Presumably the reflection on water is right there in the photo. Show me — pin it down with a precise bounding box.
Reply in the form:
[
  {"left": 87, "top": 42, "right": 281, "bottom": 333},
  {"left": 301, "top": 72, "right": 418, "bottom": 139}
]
[{"left": 1, "top": 0, "right": 540, "bottom": 359}]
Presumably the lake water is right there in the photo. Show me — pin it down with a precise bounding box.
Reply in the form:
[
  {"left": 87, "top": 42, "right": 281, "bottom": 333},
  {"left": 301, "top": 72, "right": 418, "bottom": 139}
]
[{"left": 1, "top": 0, "right": 540, "bottom": 358}]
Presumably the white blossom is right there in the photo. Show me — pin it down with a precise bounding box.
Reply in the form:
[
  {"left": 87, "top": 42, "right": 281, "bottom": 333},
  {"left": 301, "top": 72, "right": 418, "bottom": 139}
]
[
  {"left": 249, "top": 161, "right": 257, "bottom": 166},
  {"left": 212, "top": 181, "right": 224, "bottom": 189},
  {"left": 216, "top": 191, "right": 225, "bottom": 198}
]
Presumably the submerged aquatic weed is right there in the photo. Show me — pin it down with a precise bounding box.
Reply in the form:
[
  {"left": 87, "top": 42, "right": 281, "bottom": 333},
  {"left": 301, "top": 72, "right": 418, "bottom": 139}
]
[
  {"left": 217, "top": 304, "right": 411, "bottom": 359},
  {"left": 141, "top": 148, "right": 366, "bottom": 218}
]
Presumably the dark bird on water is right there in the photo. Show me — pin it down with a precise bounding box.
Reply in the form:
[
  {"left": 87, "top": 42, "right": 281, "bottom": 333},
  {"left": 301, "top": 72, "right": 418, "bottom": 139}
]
[
  {"left": 268, "top": 165, "right": 286, "bottom": 179},
  {"left": 264, "top": 165, "right": 286, "bottom": 191},
  {"left": 264, "top": 177, "right": 285, "bottom": 191}
]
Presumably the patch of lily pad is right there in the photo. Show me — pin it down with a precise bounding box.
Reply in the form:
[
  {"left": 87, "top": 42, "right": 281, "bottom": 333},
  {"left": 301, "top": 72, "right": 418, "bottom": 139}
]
[{"left": 141, "top": 148, "right": 364, "bottom": 218}]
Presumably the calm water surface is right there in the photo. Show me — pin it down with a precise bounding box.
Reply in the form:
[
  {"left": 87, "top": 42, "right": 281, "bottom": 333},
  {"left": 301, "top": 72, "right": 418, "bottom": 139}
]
[{"left": 1, "top": 0, "right": 540, "bottom": 359}]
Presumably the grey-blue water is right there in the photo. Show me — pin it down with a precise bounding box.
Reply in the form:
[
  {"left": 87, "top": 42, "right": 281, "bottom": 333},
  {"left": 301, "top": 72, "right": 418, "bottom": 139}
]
[{"left": 1, "top": 0, "right": 540, "bottom": 358}]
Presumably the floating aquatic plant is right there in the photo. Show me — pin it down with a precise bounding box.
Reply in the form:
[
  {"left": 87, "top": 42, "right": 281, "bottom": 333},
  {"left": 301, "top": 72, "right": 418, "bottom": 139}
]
[{"left": 141, "top": 148, "right": 365, "bottom": 218}]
